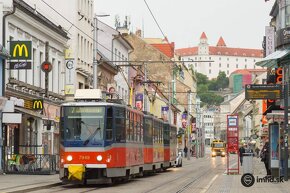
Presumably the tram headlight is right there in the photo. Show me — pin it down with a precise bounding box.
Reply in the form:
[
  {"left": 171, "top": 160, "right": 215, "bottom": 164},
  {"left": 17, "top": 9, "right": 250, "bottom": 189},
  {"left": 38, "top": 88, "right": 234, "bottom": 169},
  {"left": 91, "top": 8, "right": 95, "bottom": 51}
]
[
  {"left": 97, "top": 155, "right": 103, "bottom": 161},
  {"left": 66, "top": 155, "right": 73, "bottom": 162}
]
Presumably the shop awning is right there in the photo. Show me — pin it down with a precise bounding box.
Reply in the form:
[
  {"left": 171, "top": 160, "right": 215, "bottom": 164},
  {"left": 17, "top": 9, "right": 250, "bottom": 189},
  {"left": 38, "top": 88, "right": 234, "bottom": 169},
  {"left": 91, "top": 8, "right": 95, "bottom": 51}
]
[
  {"left": 255, "top": 49, "right": 290, "bottom": 68},
  {"left": 14, "top": 106, "right": 44, "bottom": 119}
]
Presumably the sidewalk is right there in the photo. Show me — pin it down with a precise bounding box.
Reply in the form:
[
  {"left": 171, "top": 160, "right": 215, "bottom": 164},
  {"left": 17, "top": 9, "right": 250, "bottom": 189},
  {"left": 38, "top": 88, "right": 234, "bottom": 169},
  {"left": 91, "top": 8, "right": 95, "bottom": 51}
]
[
  {"left": 205, "top": 156, "right": 290, "bottom": 193},
  {"left": 0, "top": 174, "right": 60, "bottom": 193}
]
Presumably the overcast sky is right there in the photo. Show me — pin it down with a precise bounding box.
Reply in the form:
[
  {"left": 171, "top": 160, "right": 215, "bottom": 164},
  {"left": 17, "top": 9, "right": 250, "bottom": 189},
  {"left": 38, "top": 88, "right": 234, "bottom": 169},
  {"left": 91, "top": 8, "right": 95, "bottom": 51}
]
[{"left": 95, "top": 0, "right": 273, "bottom": 49}]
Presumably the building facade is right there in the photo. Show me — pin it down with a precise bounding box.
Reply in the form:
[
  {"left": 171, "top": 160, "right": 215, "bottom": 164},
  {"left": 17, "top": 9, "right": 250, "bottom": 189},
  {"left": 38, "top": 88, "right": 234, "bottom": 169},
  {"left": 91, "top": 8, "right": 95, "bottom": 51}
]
[
  {"left": 24, "top": 0, "right": 94, "bottom": 96},
  {"left": 176, "top": 32, "right": 265, "bottom": 79},
  {"left": 0, "top": 0, "right": 68, "bottom": 173}
]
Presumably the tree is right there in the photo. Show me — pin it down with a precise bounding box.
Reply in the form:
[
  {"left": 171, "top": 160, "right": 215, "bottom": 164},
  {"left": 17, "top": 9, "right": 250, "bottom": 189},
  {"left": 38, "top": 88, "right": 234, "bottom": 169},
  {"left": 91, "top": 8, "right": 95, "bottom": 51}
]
[
  {"left": 216, "top": 71, "right": 229, "bottom": 90},
  {"left": 196, "top": 72, "right": 209, "bottom": 85}
]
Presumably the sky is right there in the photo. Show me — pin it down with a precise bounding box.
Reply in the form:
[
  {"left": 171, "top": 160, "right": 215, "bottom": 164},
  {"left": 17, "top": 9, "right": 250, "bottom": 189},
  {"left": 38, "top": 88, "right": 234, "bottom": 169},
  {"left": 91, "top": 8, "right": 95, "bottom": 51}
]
[{"left": 95, "top": 0, "right": 274, "bottom": 49}]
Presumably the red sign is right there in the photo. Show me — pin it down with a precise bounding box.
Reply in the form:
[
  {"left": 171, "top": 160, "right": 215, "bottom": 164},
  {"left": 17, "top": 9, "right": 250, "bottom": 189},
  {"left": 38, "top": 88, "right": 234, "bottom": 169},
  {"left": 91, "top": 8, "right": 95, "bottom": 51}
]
[{"left": 227, "top": 114, "right": 239, "bottom": 175}]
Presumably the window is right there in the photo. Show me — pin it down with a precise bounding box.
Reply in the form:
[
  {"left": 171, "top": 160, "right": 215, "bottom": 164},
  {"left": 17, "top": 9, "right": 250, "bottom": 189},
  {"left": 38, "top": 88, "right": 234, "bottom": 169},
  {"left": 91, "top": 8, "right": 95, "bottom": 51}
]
[
  {"left": 245, "top": 58, "right": 247, "bottom": 62},
  {"left": 236, "top": 64, "right": 238, "bottom": 68},
  {"left": 219, "top": 63, "right": 221, "bottom": 68},
  {"left": 39, "top": 51, "right": 43, "bottom": 88},
  {"left": 209, "top": 57, "right": 211, "bottom": 60},
  {"left": 209, "top": 69, "right": 211, "bottom": 74},
  {"left": 227, "top": 58, "right": 229, "bottom": 61},
  {"left": 195, "top": 63, "right": 197, "bottom": 67},
  {"left": 126, "top": 110, "right": 130, "bottom": 141},
  {"left": 227, "top": 64, "right": 229, "bottom": 68},
  {"left": 106, "top": 107, "right": 113, "bottom": 140},
  {"left": 236, "top": 58, "right": 238, "bottom": 61},
  {"left": 209, "top": 63, "right": 211, "bottom": 67},
  {"left": 219, "top": 57, "right": 221, "bottom": 60},
  {"left": 245, "top": 64, "right": 247, "bottom": 69},
  {"left": 227, "top": 70, "right": 229, "bottom": 75},
  {"left": 115, "top": 107, "right": 125, "bottom": 142}
]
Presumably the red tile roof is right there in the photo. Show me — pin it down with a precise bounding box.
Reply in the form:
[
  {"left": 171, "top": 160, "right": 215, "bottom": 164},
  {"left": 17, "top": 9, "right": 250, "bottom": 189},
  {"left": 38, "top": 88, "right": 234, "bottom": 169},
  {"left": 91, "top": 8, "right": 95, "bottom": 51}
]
[
  {"left": 216, "top": 36, "right": 226, "bottom": 47},
  {"left": 151, "top": 42, "right": 175, "bottom": 58},
  {"left": 200, "top": 32, "right": 207, "bottom": 39},
  {"left": 175, "top": 46, "right": 263, "bottom": 58},
  {"left": 231, "top": 69, "right": 251, "bottom": 74}
]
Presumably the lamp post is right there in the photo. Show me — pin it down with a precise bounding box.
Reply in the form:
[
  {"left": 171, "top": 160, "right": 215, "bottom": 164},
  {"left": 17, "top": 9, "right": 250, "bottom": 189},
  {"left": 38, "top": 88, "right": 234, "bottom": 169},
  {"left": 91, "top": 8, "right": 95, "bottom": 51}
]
[{"left": 93, "top": 14, "right": 109, "bottom": 89}]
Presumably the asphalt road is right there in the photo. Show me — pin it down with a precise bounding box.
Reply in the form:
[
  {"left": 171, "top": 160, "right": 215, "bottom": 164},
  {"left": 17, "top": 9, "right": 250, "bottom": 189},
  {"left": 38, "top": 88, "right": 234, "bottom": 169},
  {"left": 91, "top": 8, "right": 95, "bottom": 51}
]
[{"left": 29, "top": 151, "right": 229, "bottom": 193}]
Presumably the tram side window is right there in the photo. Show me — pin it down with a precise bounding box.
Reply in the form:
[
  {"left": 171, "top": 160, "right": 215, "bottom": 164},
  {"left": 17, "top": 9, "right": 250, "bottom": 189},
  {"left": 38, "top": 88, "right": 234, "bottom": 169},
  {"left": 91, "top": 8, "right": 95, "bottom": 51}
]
[
  {"left": 130, "top": 112, "right": 135, "bottom": 141},
  {"left": 106, "top": 107, "right": 113, "bottom": 140},
  {"left": 115, "top": 108, "right": 125, "bottom": 142},
  {"left": 126, "top": 110, "right": 130, "bottom": 141}
]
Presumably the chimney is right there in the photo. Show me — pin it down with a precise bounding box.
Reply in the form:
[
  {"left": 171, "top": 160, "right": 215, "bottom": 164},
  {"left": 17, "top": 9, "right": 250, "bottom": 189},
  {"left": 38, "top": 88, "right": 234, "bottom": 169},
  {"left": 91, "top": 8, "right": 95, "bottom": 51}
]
[{"left": 135, "top": 29, "right": 142, "bottom": 37}]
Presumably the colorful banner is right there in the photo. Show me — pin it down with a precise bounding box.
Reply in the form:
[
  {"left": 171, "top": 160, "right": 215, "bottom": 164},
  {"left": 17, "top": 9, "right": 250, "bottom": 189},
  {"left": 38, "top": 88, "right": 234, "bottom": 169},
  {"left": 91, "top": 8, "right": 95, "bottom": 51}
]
[
  {"left": 161, "top": 106, "right": 169, "bottom": 121},
  {"left": 135, "top": 93, "right": 143, "bottom": 111}
]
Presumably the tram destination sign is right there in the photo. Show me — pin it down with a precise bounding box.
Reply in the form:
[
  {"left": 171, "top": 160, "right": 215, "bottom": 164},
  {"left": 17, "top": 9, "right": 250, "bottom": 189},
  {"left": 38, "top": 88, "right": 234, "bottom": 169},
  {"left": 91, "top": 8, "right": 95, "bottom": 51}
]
[{"left": 245, "top": 84, "right": 282, "bottom": 100}]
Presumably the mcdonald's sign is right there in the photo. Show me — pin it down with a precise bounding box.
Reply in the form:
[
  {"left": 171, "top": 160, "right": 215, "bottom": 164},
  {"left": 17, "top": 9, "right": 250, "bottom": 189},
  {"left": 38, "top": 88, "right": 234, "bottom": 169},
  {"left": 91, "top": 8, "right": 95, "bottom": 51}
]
[
  {"left": 32, "top": 99, "right": 43, "bottom": 110},
  {"left": 10, "top": 41, "right": 32, "bottom": 60}
]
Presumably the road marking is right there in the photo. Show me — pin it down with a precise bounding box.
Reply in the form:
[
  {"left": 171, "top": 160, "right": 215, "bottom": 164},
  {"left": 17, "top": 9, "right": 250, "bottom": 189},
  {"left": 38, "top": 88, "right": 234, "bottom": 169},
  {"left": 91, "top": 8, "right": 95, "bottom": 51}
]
[
  {"left": 224, "top": 161, "right": 238, "bottom": 174},
  {"left": 200, "top": 174, "right": 219, "bottom": 193}
]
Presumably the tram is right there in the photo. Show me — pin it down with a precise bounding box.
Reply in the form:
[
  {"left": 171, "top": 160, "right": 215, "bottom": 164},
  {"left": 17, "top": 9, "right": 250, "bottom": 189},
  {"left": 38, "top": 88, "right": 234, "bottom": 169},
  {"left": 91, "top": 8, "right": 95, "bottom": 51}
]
[{"left": 59, "top": 89, "right": 178, "bottom": 184}]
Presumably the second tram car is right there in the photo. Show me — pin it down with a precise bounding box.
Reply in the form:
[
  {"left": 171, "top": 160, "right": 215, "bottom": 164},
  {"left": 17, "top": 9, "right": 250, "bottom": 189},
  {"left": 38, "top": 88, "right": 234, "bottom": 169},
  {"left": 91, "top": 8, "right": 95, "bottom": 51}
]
[{"left": 59, "top": 89, "right": 178, "bottom": 184}]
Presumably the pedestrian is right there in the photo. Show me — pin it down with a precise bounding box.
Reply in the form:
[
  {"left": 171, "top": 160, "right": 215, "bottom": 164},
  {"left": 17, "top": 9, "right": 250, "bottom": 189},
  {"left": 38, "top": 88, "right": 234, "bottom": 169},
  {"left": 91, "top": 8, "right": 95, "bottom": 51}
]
[
  {"left": 255, "top": 147, "right": 260, "bottom": 158},
  {"left": 239, "top": 144, "right": 245, "bottom": 166},
  {"left": 261, "top": 138, "right": 271, "bottom": 176},
  {"left": 184, "top": 146, "right": 188, "bottom": 158},
  {"left": 277, "top": 136, "right": 286, "bottom": 177}
]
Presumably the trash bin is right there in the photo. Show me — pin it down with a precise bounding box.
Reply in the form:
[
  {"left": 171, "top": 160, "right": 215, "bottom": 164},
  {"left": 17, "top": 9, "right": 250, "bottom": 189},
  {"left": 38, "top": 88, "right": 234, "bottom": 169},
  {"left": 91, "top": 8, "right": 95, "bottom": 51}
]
[{"left": 243, "top": 153, "right": 254, "bottom": 174}]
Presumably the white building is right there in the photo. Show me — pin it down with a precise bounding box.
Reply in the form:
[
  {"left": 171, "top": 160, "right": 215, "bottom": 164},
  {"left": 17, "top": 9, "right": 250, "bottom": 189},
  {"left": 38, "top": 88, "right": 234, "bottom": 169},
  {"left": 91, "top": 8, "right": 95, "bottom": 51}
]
[
  {"left": 203, "top": 108, "right": 215, "bottom": 145},
  {"left": 0, "top": 0, "right": 68, "bottom": 158},
  {"left": 176, "top": 32, "right": 265, "bottom": 79},
  {"left": 24, "top": 0, "right": 94, "bottom": 94},
  {"left": 97, "top": 20, "right": 133, "bottom": 103}
]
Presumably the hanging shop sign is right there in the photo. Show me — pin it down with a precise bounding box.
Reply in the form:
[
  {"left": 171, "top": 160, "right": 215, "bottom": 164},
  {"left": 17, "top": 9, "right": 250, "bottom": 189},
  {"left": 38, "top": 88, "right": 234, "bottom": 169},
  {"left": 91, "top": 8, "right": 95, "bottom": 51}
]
[{"left": 9, "top": 41, "right": 32, "bottom": 69}]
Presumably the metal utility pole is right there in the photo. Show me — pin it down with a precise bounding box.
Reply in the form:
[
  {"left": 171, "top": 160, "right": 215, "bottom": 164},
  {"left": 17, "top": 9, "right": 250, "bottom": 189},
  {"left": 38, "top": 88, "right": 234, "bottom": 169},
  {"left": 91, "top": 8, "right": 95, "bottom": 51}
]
[
  {"left": 284, "top": 74, "right": 289, "bottom": 181},
  {"left": 45, "top": 42, "right": 49, "bottom": 97},
  {"left": 93, "top": 16, "right": 98, "bottom": 89},
  {"left": 144, "top": 62, "right": 147, "bottom": 112},
  {"left": 168, "top": 80, "right": 171, "bottom": 124},
  {"left": 187, "top": 92, "right": 190, "bottom": 160}
]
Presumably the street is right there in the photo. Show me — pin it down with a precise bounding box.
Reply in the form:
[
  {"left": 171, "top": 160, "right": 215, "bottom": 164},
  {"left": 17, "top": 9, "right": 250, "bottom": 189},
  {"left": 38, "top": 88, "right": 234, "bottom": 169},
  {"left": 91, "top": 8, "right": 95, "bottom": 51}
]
[{"left": 28, "top": 149, "right": 227, "bottom": 193}]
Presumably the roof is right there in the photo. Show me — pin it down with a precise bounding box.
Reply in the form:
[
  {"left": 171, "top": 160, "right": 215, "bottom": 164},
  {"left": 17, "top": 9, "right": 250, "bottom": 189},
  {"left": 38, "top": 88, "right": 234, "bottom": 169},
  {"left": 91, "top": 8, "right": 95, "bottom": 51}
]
[
  {"left": 216, "top": 37, "right": 226, "bottom": 47},
  {"left": 176, "top": 46, "right": 263, "bottom": 58},
  {"left": 200, "top": 32, "right": 207, "bottom": 39},
  {"left": 231, "top": 69, "right": 251, "bottom": 74},
  {"left": 151, "top": 43, "right": 175, "bottom": 58}
]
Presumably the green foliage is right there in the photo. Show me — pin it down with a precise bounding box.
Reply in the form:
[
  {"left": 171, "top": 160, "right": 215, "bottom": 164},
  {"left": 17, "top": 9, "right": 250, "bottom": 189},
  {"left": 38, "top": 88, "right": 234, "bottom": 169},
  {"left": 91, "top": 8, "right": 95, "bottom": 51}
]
[
  {"left": 196, "top": 72, "right": 209, "bottom": 85},
  {"left": 196, "top": 72, "right": 227, "bottom": 106}
]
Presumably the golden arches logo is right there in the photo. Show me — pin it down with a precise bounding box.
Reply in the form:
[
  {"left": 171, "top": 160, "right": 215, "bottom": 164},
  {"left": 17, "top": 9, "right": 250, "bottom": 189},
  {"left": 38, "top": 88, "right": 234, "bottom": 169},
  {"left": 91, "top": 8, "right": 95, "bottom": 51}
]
[
  {"left": 13, "top": 44, "right": 28, "bottom": 58},
  {"left": 33, "top": 100, "right": 43, "bottom": 110}
]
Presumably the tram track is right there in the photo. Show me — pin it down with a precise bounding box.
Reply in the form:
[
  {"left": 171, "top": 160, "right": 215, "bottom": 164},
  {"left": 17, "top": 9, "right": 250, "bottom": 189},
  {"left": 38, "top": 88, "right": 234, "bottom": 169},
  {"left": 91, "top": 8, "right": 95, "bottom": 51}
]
[{"left": 142, "top": 159, "right": 224, "bottom": 193}]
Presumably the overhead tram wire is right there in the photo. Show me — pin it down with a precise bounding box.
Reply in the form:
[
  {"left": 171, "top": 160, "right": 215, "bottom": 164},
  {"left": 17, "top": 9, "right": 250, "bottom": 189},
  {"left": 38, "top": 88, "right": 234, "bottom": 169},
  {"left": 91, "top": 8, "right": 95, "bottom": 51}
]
[{"left": 144, "top": 0, "right": 167, "bottom": 40}]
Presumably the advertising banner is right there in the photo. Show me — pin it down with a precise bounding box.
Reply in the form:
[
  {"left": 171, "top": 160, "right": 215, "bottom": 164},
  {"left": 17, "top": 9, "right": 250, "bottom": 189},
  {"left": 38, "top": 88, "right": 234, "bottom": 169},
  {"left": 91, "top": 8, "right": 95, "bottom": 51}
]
[
  {"left": 135, "top": 93, "right": 143, "bottom": 111},
  {"left": 161, "top": 106, "right": 169, "bottom": 121}
]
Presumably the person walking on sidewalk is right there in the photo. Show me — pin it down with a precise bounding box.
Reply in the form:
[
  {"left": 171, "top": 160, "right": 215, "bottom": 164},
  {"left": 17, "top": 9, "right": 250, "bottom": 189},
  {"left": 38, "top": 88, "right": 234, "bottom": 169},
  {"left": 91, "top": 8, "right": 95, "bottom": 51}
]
[
  {"left": 239, "top": 144, "right": 246, "bottom": 166},
  {"left": 255, "top": 147, "right": 260, "bottom": 158},
  {"left": 184, "top": 146, "right": 188, "bottom": 158},
  {"left": 277, "top": 136, "right": 286, "bottom": 177},
  {"left": 261, "top": 139, "right": 271, "bottom": 176}
]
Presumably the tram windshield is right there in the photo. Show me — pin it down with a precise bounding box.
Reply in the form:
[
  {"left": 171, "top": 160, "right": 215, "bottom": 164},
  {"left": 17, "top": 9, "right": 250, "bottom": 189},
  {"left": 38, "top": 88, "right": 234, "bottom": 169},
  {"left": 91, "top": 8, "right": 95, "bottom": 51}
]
[{"left": 61, "top": 106, "right": 105, "bottom": 146}]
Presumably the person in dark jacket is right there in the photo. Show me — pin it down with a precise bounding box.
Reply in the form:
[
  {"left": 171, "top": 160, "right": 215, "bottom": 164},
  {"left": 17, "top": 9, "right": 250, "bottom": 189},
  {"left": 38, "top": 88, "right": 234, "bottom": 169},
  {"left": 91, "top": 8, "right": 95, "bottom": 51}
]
[
  {"left": 261, "top": 139, "right": 271, "bottom": 176},
  {"left": 277, "top": 136, "right": 286, "bottom": 177},
  {"left": 239, "top": 144, "right": 246, "bottom": 166}
]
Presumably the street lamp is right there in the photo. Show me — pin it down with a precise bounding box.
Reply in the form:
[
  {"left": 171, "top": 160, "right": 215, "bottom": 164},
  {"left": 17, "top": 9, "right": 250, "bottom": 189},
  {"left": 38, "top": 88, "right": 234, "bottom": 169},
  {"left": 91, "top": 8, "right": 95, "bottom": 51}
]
[{"left": 93, "top": 14, "right": 110, "bottom": 89}]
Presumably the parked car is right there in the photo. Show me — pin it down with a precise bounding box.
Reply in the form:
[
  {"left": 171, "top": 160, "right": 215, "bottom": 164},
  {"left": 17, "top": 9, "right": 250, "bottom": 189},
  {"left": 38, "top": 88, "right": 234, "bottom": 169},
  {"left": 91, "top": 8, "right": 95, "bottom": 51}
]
[{"left": 175, "top": 152, "right": 183, "bottom": 167}]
